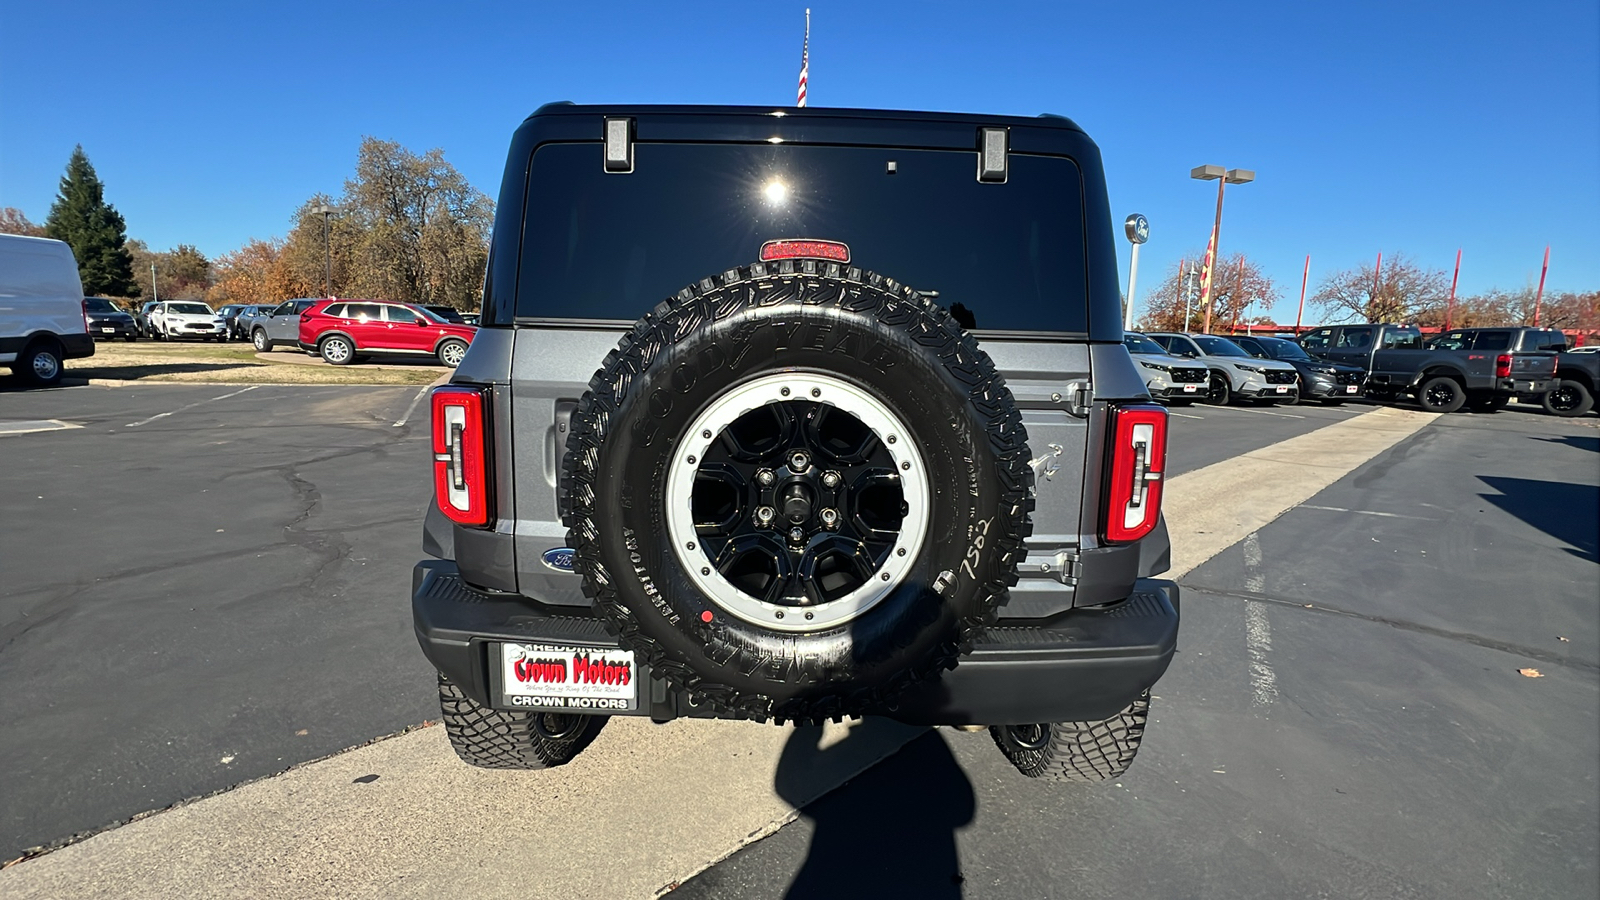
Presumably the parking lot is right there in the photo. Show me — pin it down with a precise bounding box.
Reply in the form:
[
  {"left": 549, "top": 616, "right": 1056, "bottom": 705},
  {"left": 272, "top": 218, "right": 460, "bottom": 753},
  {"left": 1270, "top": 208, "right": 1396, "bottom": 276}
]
[{"left": 0, "top": 383, "right": 1595, "bottom": 899}]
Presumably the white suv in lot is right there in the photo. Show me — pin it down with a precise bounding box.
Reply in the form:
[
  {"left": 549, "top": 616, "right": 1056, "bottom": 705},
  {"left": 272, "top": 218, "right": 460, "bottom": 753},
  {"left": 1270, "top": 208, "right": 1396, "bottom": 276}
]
[
  {"left": 1146, "top": 332, "right": 1300, "bottom": 405},
  {"left": 150, "top": 301, "right": 225, "bottom": 341}
]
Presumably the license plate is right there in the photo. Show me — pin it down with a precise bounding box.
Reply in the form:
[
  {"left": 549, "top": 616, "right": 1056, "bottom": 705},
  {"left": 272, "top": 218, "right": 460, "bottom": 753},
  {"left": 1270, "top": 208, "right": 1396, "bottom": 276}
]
[
  {"left": 497, "top": 642, "right": 637, "bottom": 711},
  {"left": 1345, "top": 385, "right": 1359, "bottom": 393},
  {"left": 1275, "top": 386, "right": 1289, "bottom": 393},
  {"left": 1182, "top": 384, "right": 1198, "bottom": 392},
  {"left": 101, "top": 327, "right": 115, "bottom": 333}
]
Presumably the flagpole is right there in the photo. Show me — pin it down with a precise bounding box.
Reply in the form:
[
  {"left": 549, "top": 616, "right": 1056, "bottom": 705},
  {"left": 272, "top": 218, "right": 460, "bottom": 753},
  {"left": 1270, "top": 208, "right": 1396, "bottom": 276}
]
[{"left": 796, "top": 9, "right": 810, "bottom": 108}]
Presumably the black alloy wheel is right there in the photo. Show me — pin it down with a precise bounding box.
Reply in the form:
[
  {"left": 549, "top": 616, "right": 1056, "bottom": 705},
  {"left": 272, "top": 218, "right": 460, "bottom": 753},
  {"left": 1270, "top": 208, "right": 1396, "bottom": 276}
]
[
  {"left": 1543, "top": 380, "right": 1594, "bottom": 417},
  {"left": 1417, "top": 376, "right": 1466, "bottom": 413}
]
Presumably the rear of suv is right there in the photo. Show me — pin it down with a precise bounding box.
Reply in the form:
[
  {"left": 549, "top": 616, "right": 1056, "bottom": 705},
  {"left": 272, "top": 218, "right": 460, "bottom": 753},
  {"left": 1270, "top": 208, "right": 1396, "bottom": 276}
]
[
  {"left": 297, "top": 299, "right": 477, "bottom": 367},
  {"left": 412, "top": 104, "right": 1179, "bottom": 783}
]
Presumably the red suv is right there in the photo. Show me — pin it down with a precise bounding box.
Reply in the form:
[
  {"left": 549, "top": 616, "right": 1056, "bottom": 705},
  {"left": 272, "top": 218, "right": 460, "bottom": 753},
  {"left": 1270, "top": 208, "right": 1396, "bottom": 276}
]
[{"left": 297, "top": 299, "right": 477, "bottom": 367}]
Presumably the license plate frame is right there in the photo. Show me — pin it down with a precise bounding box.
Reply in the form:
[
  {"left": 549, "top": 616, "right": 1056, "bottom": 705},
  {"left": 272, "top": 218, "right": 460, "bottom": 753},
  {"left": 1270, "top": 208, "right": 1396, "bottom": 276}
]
[
  {"left": 100, "top": 327, "right": 115, "bottom": 334},
  {"left": 1345, "top": 385, "right": 1359, "bottom": 393},
  {"left": 493, "top": 642, "right": 638, "bottom": 712},
  {"left": 1182, "top": 384, "right": 1199, "bottom": 393},
  {"left": 1274, "top": 386, "right": 1289, "bottom": 393}
]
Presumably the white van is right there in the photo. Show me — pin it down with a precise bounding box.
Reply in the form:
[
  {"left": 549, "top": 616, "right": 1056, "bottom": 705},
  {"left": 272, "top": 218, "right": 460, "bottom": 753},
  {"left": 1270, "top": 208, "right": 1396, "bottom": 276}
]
[{"left": 0, "top": 233, "right": 94, "bottom": 386}]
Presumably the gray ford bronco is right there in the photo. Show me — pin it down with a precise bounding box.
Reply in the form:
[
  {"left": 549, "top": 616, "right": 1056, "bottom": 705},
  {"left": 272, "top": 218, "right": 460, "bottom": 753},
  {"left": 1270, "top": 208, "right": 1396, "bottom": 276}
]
[{"left": 413, "top": 103, "right": 1179, "bottom": 782}]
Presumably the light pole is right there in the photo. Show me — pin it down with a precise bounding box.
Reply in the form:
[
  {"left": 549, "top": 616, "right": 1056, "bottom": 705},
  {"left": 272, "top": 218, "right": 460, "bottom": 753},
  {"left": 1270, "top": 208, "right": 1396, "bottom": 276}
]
[
  {"left": 1123, "top": 214, "right": 1149, "bottom": 330},
  {"left": 311, "top": 205, "right": 334, "bottom": 298},
  {"left": 1190, "top": 165, "right": 1254, "bottom": 333}
]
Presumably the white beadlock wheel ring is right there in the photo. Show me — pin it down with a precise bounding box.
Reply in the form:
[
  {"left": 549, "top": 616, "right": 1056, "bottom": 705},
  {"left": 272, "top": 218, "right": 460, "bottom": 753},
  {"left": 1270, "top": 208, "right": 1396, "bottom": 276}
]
[{"left": 664, "top": 372, "right": 930, "bottom": 633}]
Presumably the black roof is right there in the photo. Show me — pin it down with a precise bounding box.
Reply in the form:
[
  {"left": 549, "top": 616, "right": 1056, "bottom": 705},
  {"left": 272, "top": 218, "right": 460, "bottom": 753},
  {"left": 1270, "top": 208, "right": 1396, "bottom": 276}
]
[{"left": 526, "top": 102, "right": 1084, "bottom": 134}]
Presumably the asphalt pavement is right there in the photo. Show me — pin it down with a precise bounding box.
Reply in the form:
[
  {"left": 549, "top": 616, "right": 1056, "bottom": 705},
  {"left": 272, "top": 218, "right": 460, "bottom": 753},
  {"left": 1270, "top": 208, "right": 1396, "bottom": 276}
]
[
  {"left": 1, "top": 386, "right": 1594, "bottom": 899},
  {"left": 673, "top": 404, "right": 1600, "bottom": 900},
  {"left": 0, "top": 383, "right": 440, "bottom": 860}
]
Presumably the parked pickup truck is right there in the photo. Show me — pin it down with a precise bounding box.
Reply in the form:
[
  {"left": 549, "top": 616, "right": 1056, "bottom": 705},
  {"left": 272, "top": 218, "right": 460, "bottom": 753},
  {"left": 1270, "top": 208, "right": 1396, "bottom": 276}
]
[
  {"left": 1432, "top": 327, "right": 1594, "bottom": 417},
  {"left": 1298, "top": 322, "right": 1557, "bottom": 413}
]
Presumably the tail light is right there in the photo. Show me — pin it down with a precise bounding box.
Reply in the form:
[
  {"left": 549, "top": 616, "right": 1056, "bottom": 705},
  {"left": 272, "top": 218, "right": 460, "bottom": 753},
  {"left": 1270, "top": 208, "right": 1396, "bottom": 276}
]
[
  {"left": 1104, "top": 403, "right": 1168, "bottom": 544},
  {"left": 1494, "top": 354, "right": 1512, "bottom": 378},
  {"left": 432, "top": 386, "right": 491, "bottom": 526}
]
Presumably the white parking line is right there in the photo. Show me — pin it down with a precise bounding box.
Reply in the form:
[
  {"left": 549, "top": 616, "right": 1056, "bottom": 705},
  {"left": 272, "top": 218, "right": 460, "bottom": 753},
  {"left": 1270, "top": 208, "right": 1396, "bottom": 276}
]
[
  {"left": 1299, "top": 505, "right": 1438, "bottom": 521},
  {"left": 1168, "top": 411, "right": 1206, "bottom": 420},
  {"left": 0, "top": 419, "right": 82, "bottom": 436},
  {"left": 393, "top": 386, "right": 430, "bottom": 428},
  {"left": 125, "top": 385, "right": 262, "bottom": 427},
  {"left": 1210, "top": 405, "right": 1305, "bottom": 419},
  {"left": 1240, "top": 532, "right": 1278, "bottom": 707}
]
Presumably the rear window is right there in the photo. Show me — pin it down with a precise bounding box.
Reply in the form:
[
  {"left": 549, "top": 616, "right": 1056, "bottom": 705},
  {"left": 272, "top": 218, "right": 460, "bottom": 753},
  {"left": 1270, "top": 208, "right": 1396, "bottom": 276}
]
[
  {"left": 1474, "top": 331, "right": 1511, "bottom": 350},
  {"left": 516, "top": 142, "right": 1088, "bottom": 333}
]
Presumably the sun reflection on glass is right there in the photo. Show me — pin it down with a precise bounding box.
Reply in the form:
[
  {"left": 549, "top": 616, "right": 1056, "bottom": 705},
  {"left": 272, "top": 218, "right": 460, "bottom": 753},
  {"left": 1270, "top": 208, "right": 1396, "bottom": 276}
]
[{"left": 763, "top": 180, "right": 789, "bottom": 205}]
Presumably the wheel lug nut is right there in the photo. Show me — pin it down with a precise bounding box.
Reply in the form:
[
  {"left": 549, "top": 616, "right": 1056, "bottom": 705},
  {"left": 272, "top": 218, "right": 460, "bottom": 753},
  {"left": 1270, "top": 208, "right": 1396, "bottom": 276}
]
[
  {"left": 789, "top": 450, "right": 810, "bottom": 471},
  {"left": 756, "top": 506, "right": 775, "bottom": 526},
  {"left": 820, "top": 508, "right": 839, "bottom": 528},
  {"left": 757, "top": 469, "right": 775, "bottom": 486},
  {"left": 789, "top": 527, "right": 805, "bottom": 542},
  {"left": 821, "top": 471, "right": 840, "bottom": 488}
]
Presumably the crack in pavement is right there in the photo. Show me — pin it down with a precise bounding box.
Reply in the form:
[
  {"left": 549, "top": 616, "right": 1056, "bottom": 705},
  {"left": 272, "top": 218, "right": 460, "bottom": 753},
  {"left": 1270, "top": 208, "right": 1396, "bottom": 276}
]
[{"left": 1179, "top": 580, "right": 1599, "bottom": 672}]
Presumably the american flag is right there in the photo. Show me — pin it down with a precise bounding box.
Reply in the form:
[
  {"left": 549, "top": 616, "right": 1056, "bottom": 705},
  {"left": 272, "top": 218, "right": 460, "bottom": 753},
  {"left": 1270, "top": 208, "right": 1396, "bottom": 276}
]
[{"left": 796, "top": 9, "right": 809, "bottom": 107}]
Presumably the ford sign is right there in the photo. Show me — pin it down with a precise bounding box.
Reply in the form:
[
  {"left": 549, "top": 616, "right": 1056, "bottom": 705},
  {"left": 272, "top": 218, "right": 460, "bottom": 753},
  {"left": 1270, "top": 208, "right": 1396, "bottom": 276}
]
[{"left": 541, "top": 548, "right": 576, "bottom": 572}]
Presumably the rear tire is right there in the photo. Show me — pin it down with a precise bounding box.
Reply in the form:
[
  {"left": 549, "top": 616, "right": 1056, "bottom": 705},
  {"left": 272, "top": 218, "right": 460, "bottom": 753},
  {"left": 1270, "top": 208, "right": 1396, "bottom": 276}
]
[
  {"left": 319, "top": 335, "right": 354, "bottom": 365},
  {"left": 438, "top": 675, "right": 607, "bottom": 770},
  {"left": 1542, "top": 380, "right": 1594, "bottom": 417},
  {"left": 990, "top": 691, "right": 1151, "bottom": 782},
  {"left": 19, "top": 340, "right": 64, "bottom": 387},
  {"left": 252, "top": 329, "right": 272, "bottom": 352},
  {"left": 1416, "top": 376, "right": 1466, "bottom": 413}
]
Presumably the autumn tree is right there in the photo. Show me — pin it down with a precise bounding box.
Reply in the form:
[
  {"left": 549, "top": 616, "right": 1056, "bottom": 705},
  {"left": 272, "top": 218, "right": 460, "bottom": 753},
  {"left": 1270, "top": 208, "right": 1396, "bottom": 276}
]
[
  {"left": 207, "top": 238, "right": 301, "bottom": 307},
  {"left": 277, "top": 139, "right": 493, "bottom": 308},
  {"left": 45, "top": 146, "right": 139, "bottom": 297},
  {"left": 1311, "top": 253, "right": 1447, "bottom": 324},
  {"left": 129, "top": 240, "right": 213, "bottom": 300},
  {"left": 0, "top": 208, "right": 46, "bottom": 237},
  {"left": 1135, "top": 253, "right": 1281, "bottom": 333}
]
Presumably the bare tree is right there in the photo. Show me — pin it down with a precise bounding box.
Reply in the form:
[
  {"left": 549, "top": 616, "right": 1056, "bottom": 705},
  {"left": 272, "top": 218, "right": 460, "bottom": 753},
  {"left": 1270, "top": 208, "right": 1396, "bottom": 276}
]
[
  {"left": 1136, "top": 253, "right": 1281, "bottom": 333},
  {"left": 1312, "top": 253, "right": 1447, "bottom": 323}
]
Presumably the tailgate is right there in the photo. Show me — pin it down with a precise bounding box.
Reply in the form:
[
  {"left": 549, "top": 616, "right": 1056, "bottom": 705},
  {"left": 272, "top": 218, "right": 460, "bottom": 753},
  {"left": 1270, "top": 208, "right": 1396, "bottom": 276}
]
[{"left": 1511, "top": 352, "right": 1558, "bottom": 378}]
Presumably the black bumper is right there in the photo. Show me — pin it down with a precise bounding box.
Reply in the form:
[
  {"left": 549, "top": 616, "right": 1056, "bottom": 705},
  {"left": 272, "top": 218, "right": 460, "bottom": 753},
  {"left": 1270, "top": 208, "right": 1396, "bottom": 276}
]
[
  {"left": 88, "top": 321, "right": 138, "bottom": 339},
  {"left": 412, "top": 560, "right": 1180, "bottom": 726},
  {"left": 1238, "top": 383, "right": 1299, "bottom": 401}
]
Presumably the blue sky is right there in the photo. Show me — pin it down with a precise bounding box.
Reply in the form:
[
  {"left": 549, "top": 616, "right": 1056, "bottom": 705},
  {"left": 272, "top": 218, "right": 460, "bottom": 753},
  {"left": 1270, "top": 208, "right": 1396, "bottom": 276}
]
[{"left": 2, "top": 0, "right": 1595, "bottom": 322}]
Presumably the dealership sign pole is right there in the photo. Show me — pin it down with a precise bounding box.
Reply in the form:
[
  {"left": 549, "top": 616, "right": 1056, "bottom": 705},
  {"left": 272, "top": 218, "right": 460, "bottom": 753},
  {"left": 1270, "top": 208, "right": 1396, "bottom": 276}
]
[{"left": 1123, "top": 213, "right": 1148, "bottom": 330}]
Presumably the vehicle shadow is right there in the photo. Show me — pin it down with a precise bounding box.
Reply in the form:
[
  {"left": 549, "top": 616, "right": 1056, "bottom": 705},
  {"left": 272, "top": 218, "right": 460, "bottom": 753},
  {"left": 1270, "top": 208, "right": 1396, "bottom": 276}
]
[
  {"left": 774, "top": 725, "right": 974, "bottom": 899},
  {"left": 1532, "top": 435, "right": 1600, "bottom": 454},
  {"left": 1477, "top": 475, "right": 1600, "bottom": 563}
]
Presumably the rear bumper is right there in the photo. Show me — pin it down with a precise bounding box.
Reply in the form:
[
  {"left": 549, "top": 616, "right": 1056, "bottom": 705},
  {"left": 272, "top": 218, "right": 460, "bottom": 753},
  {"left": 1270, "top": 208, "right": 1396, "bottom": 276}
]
[
  {"left": 412, "top": 560, "right": 1179, "bottom": 726},
  {"left": 1500, "top": 377, "right": 1554, "bottom": 395}
]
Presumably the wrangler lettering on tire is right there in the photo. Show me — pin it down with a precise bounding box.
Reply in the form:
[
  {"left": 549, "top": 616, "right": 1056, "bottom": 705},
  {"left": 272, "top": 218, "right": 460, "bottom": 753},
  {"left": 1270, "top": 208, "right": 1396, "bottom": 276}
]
[{"left": 561, "top": 261, "right": 1034, "bottom": 723}]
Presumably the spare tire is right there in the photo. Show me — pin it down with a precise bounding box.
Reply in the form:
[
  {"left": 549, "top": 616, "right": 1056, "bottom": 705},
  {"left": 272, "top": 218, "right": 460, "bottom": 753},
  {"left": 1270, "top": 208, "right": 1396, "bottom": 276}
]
[{"left": 562, "top": 261, "right": 1033, "bottom": 723}]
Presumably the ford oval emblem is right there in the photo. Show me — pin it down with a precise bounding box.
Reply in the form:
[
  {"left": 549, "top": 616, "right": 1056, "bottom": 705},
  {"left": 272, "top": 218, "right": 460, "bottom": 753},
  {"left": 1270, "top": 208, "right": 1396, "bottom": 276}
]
[{"left": 541, "top": 548, "right": 576, "bottom": 572}]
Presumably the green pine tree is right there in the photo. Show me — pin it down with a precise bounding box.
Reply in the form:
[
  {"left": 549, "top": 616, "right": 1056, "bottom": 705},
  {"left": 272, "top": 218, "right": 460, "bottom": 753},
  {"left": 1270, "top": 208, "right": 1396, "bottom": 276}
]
[{"left": 45, "top": 145, "right": 139, "bottom": 297}]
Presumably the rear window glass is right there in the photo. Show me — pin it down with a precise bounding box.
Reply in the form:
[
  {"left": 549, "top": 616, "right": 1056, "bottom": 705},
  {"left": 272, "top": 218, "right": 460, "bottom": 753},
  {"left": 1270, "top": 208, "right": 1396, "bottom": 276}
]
[
  {"left": 516, "top": 142, "right": 1088, "bottom": 333},
  {"left": 1474, "top": 331, "right": 1511, "bottom": 350}
]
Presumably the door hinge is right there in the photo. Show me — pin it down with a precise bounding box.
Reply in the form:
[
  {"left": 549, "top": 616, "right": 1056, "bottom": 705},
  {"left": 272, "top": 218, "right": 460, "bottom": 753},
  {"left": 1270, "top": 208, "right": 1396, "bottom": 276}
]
[
  {"left": 1066, "top": 381, "right": 1093, "bottom": 418},
  {"left": 1032, "top": 548, "right": 1079, "bottom": 584}
]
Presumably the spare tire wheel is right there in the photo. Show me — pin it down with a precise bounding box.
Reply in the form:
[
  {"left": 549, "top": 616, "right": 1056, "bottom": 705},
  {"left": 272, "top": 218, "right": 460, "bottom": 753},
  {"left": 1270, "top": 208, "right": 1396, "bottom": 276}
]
[{"left": 562, "top": 261, "right": 1034, "bottom": 723}]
